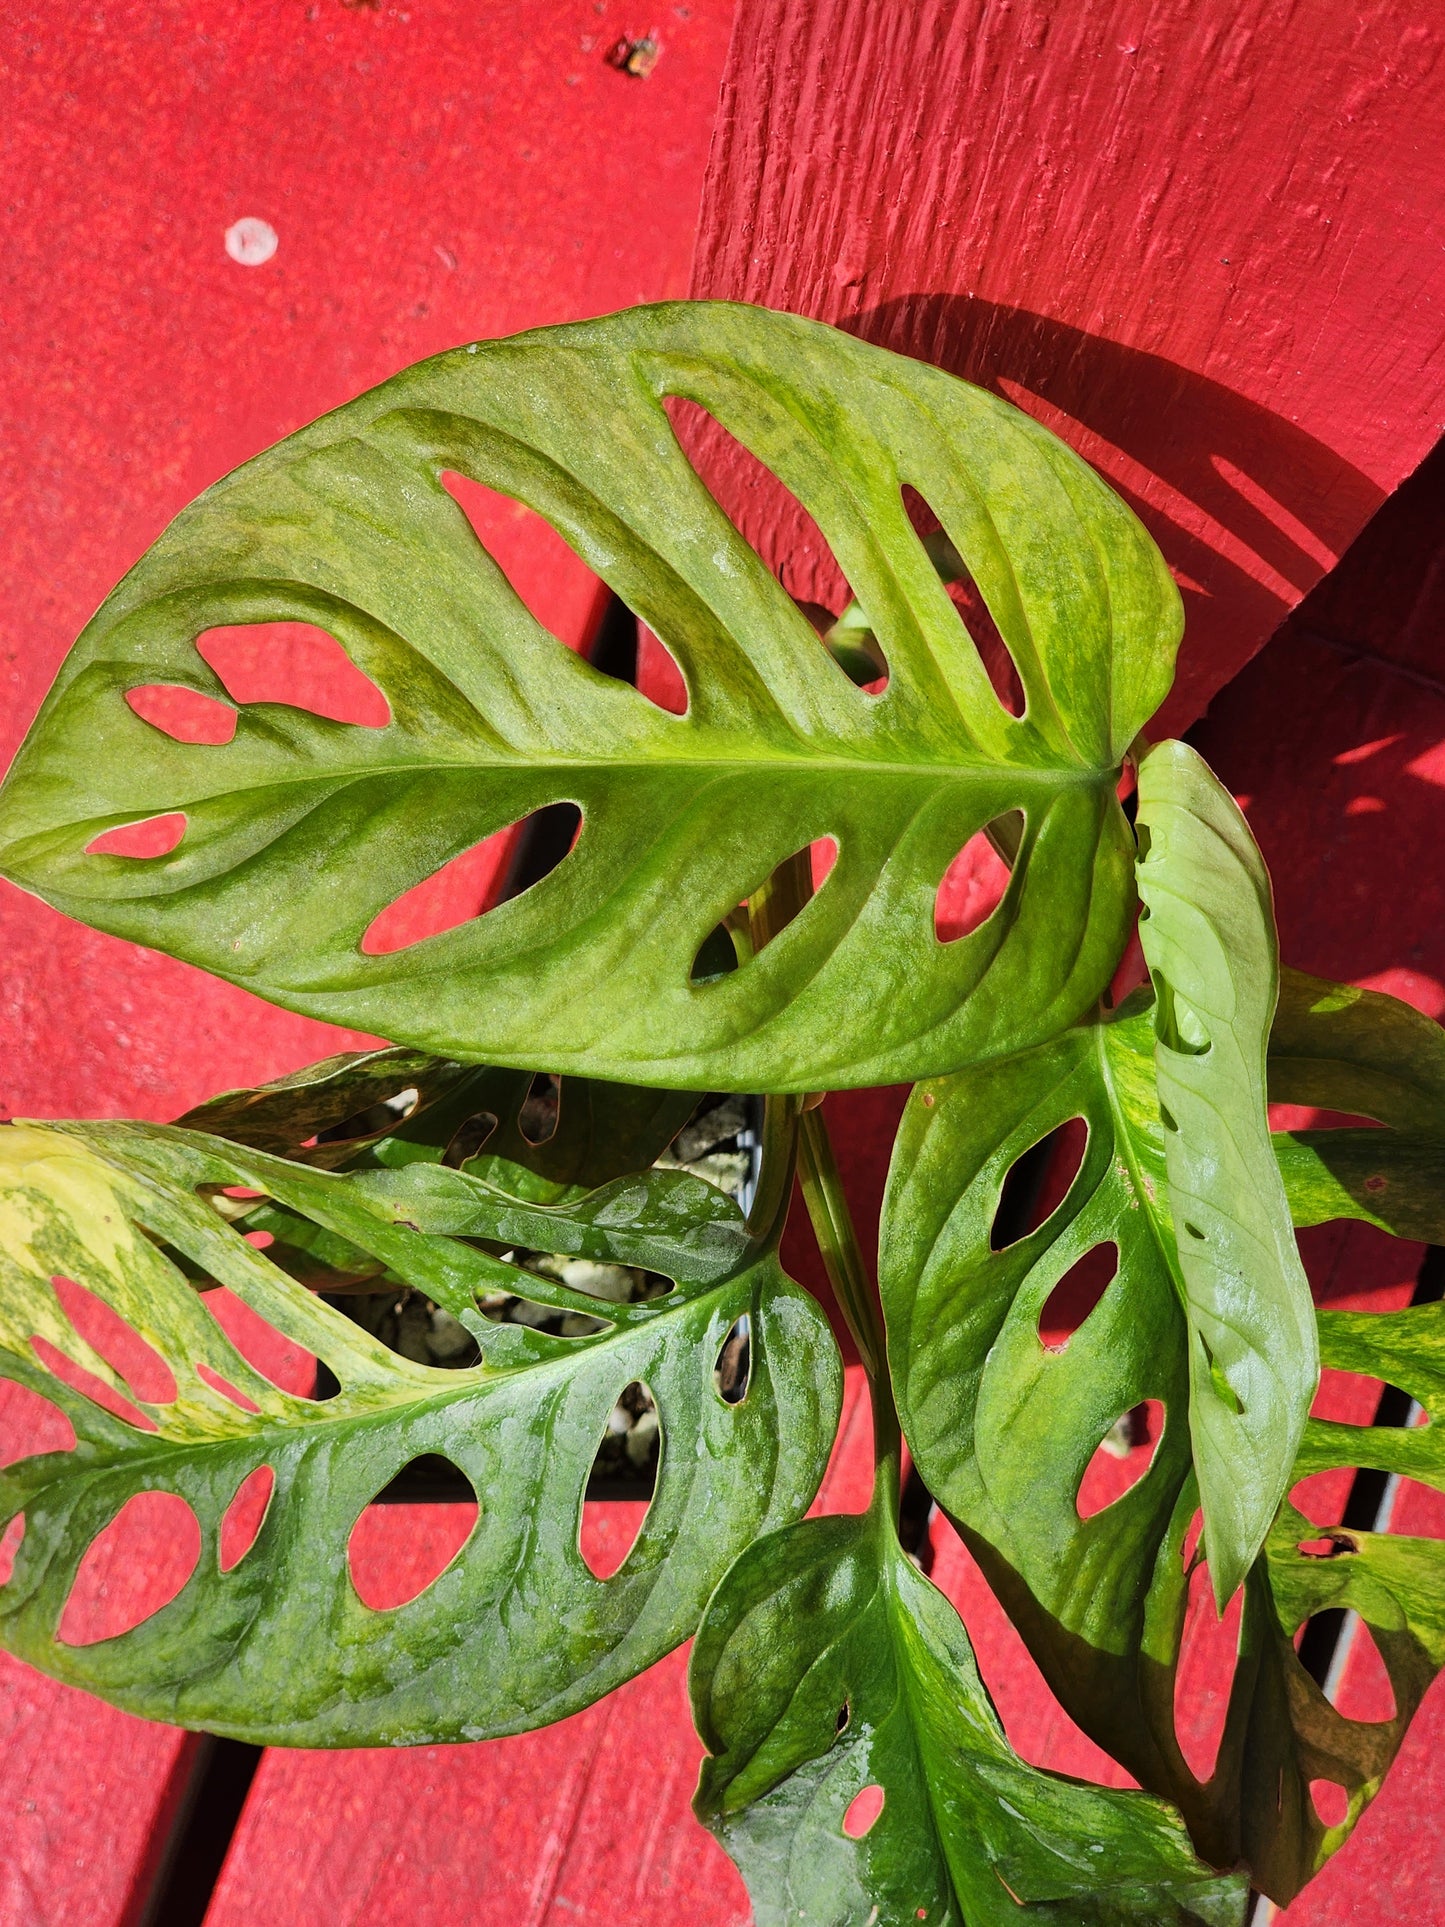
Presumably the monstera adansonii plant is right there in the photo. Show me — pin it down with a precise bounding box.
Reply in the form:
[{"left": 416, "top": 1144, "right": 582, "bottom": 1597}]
[{"left": 0, "top": 302, "right": 1440, "bottom": 1924}]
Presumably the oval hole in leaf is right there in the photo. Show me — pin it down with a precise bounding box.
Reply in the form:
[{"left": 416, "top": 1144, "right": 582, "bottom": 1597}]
[
  {"left": 842, "top": 1783, "right": 886, "bottom": 1840},
  {"left": 690, "top": 922, "right": 740, "bottom": 984},
  {"left": 86, "top": 813, "right": 187, "bottom": 859},
  {"left": 991, "top": 1117, "right": 1088, "bottom": 1251},
  {"left": 439, "top": 470, "right": 605, "bottom": 646},
  {"left": 1289, "top": 1468, "right": 1355, "bottom": 1530},
  {"left": 348, "top": 1462, "right": 479, "bottom": 1609},
  {"left": 1174, "top": 1555, "right": 1242, "bottom": 1783},
  {"left": 220, "top": 1465, "right": 276, "bottom": 1572},
  {"left": 1076, "top": 1399, "right": 1166, "bottom": 1519},
  {"left": 315, "top": 1086, "right": 421, "bottom": 1146},
  {"left": 58, "top": 1492, "right": 201, "bottom": 1645},
  {"left": 125, "top": 684, "right": 238, "bottom": 744},
  {"left": 29, "top": 1334, "right": 157, "bottom": 1431},
  {"left": 519, "top": 1073, "right": 561, "bottom": 1146},
  {"left": 811, "top": 835, "right": 839, "bottom": 889},
  {"left": 0, "top": 1515, "right": 24, "bottom": 1586},
  {"left": 1333, "top": 1617, "right": 1397, "bottom": 1723},
  {"left": 935, "top": 814, "right": 1021, "bottom": 943},
  {"left": 1038, "top": 1243, "right": 1118, "bottom": 1351},
  {"left": 667, "top": 396, "right": 879, "bottom": 683},
  {"left": 443, "top": 1111, "right": 500, "bottom": 1166},
  {"left": 196, "top": 623, "right": 391, "bottom": 727},
  {"left": 196, "top": 1361, "right": 261, "bottom": 1414},
  {"left": 196, "top": 1286, "right": 316, "bottom": 1398},
  {"left": 636, "top": 623, "right": 689, "bottom": 715},
  {"left": 903, "top": 486, "right": 1025, "bottom": 716},
  {"left": 359, "top": 830, "right": 522, "bottom": 954},
  {"left": 1310, "top": 1779, "right": 1350, "bottom": 1828},
  {"left": 714, "top": 1314, "right": 751, "bottom": 1405},
  {"left": 582, "top": 1381, "right": 659, "bottom": 1577},
  {"left": 51, "top": 1275, "right": 177, "bottom": 1405},
  {"left": 0, "top": 1382, "right": 77, "bottom": 1466}
]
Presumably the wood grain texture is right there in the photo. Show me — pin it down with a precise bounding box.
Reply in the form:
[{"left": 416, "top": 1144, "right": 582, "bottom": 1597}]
[{"left": 688, "top": 0, "right": 1445, "bottom": 738}]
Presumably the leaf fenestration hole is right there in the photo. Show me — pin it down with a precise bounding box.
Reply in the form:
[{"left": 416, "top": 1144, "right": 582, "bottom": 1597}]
[
  {"left": 219, "top": 1465, "right": 275, "bottom": 1572},
  {"left": 1076, "top": 1399, "right": 1166, "bottom": 1519},
  {"left": 196, "top": 623, "right": 390, "bottom": 727},
  {"left": 359, "top": 829, "right": 527, "bottom": 955},
  {"left": 991, "top": 1118, "right": 1087, "bottom": 1251},
  {"left": 636, "top": 623, "right": 689, "bottom": 715},
  {"left": 1333, "top": 1617, "right": 1397, "bottom": 1724},
  {"left": 86, "top": 813, "right": 187, "bottom": 859},
  {"left": 1309, "top": 1779, "right": 1350, "bottom": 1829},
  {"left": 196, "top": 1362, "right": 262, "bottom": 1414},
  {"left": 1174, "top": 1554, "right": 1242, "bottom": 1783},
  {"left": 195, "top": 1286, "right": 315, "bottom": 1399},
  {"left": 439, "top": 470, "right": 605, "bottom": 646},
  {"left": 903, "top": 487, "right": 1025, "bottom": 717},
  {"left": 690, "top": 923, "right": 741, "bottom": 984},
  {"left": 842, "top": 1783, "right": 886, "bottom": 1839},
  {"left": 348, "top": 1461, "right": 479, "bottom": 1609},
  {"left": 51, "top": 1275, "right": 178, "bottom": 1406},
  {"left": 443, "top": 1111, "right": 500, "bottom": 1166},
  {"left": 935, "top": 814, "right": 1022, "bottom": 943},
  {"left": 315, "top": 1086, "right": 422, "bottom": 1146},
  {"left": 518, "top": 1072, "right": 562, "bottom": 1146},
  {"left": 1153, "top": 972, "right": 1211, "bottom": 1057},
  {"left": 581, "top": 1381, "right": 659, "bottom": 1578},
  {"left": 1038, "top": 1243, "right": 1118, "bottom": 1351},
  {"left": 714, "top": 1315, "right": 752, "bottom": 1405},
  {"left": 29, "top": 1335, "right": 158, "bottom": 1431},
  {"left": 0, "top": 1515, "right": 24, "bottom": 1586},
  {"left": 836, "top": 1700, "right": 851, "bottom": 1734},
  {"left": 125, "top": 685, "right": 238, "bottom": 744},
  {"left": 57, "top": 1492, "right": 201, "bottom": 1645},
  {"left": 0, "top": 1382, "right": 78, "bottom": 1465}
]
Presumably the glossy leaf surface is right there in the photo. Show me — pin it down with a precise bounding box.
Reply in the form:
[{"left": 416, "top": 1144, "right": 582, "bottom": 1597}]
[
  {"left": 691, "top": 1495, "right": 1247, "bottom": 1926},
  {"left": 0, "top": 1120, "right": 839, "bottom": 1743},
  {"left": 1135, "top": 739, "right": 1316, "bottom": 1604},
  {"left": 880, "top": 964, "right": 1445, "bottom": 1901},
  {"left": 0, "top": 303, "right": 1180, "bottom": 1090}
]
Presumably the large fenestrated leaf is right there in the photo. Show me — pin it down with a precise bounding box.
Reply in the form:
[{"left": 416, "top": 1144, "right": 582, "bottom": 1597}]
[
  {"left": 0, "top": 1119, "right": 839, "bottom": 1743},
  {"left": 690, "top": 1487, "right": 1247, "bottom": 1926},
  {"left": 878, "top": 967, "right": 1445, "bottom": 1902},
  {"left": 0, "top": 303, "right": 1179, "bottom": 1091},
  {"left": 1134, "top": 739, "right": 1316, "bottom": 1603}
]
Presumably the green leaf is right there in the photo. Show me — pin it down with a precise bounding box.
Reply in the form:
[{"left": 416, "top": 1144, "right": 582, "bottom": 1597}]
[
  {"left": 0, "top": 1119, "right": 839, "bottom": 1743},
  {"left": 1270, "top": 966, "right": 1445, "bottom": 1242},
  {"left": 1253, "top": 1298, "right": 1445, "bottom": 1899},
  {"left": 180, "top": 1044, "right": 699, "bottom": 1203},
  {"left": 690, "top": 1491, "right": 1247, "bottom": 1926},
  {"left": 879, "top": 958, "right": 1445, "bottom": 1902},
  {"left": 1135, "top": 740, "right": 1317, "bottom": 1603},
  {"left": 0, "top": 303, "right": 1180, "bottom": 1091}
]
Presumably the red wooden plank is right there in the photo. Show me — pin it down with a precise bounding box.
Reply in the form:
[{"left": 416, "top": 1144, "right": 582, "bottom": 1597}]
[
  {"left": 0, "top": 6, "right": 737, "bottom": 1918},
  {"left": 685, "top": 0, "right": 1445, "bottom": 737},
  {"left": 0, "top": 0, "right": 736, "bottom": 1125}
]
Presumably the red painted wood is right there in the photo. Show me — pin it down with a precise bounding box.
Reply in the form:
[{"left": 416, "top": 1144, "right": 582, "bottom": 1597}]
[
  {"left": 686, "top": 0, "right": 1445, "bottom": 738},
  {"left": 0, "top": 0, "right": 735, "bottom": 1126},
  {"left": 0, "top": 6, "right": 736, "bottom": 1919}
]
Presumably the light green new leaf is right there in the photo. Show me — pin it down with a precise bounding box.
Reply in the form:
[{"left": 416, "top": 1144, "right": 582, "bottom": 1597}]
[
  {"left": 0, "top": 1119, "right": 839, "bottom": 1743},
  {"left": 1135, "top": 740, "right": 1317, "bottom": 1603},
  {"left": 690, "top": 1493, "right": 1247, "bottom": 1927},
  {"left": 0, "top": 303, "right": 1180, "bottom": 1090}
]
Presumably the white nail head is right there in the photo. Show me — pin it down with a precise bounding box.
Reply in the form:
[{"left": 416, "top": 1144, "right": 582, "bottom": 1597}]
[{"left": 225, "top": 218, "right": 279, "bottom": 267}]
